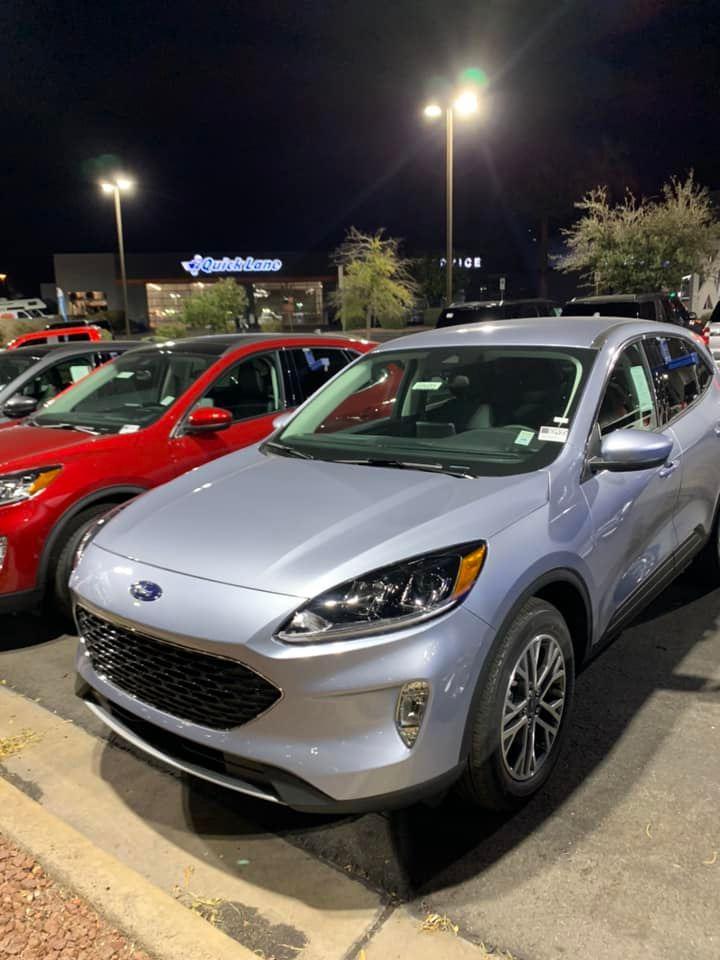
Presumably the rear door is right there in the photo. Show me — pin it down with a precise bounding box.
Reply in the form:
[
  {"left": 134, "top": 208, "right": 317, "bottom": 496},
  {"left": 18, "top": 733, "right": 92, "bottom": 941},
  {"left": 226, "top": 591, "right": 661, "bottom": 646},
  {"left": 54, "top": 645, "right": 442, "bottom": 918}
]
[
  {"left": 169, "top": 349, "right": 286, "bottom": 471},
  {"left": 644, "top": 335, "right": 720, "bottom": 557},
  {"left": 582, "top": 339, "right": 681, "bottom": 635}
]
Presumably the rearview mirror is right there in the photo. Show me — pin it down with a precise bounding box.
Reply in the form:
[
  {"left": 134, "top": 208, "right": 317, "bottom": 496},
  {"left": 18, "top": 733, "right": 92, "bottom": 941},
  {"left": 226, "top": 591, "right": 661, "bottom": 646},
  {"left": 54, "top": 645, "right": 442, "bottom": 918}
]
[
  {"left": 3, "top": 395, "right": 39, "bottom": 419},
  {"left": 589, "top": 429, "right": 673, "bottom": 473},
  {"left": 185, "top": 406, "right": 232, "bottom": 434}
]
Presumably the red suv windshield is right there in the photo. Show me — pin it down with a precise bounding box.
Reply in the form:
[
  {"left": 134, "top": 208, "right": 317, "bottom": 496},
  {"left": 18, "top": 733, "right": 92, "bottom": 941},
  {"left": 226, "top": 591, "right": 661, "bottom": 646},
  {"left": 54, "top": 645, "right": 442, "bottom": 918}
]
[{"left": 32, "top": 347, "right": 217, "bottom": 433}]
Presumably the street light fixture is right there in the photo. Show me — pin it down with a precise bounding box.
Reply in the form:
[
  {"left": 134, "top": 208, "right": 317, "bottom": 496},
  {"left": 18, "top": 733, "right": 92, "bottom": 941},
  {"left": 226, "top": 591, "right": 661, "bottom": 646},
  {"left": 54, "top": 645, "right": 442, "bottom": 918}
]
[
  {"left": 423, "top": 84, "right": 484, "bottom": 304},
  {"left": 99, "top": 175, "right": 134, "bottom": 336}
]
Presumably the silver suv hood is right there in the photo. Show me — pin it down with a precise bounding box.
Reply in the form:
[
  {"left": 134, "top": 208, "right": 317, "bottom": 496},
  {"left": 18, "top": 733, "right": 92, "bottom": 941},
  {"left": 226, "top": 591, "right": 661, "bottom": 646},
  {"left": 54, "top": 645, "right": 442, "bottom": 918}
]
[{"left": 95, "top": 448, "right": 549, "bottom": 598}]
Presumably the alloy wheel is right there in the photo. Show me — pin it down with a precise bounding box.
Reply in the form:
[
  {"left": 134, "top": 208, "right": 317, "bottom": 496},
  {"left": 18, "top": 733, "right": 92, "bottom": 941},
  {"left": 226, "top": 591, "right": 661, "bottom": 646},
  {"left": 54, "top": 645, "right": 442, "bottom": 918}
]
[{"left": 501, "top": 633, "right": 567, "bottom": 782}]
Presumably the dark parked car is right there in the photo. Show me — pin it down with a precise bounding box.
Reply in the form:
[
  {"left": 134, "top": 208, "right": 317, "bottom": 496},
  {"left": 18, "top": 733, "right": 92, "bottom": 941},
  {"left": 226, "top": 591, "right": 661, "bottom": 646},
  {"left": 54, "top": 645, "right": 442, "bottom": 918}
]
[
  {"left": 562, "top": 293, "right": 686, "bottom": 325},
  {"left": 0, "top": 341, "right": 139, "bottom": 422},
  {"left": 436, "top": 299, "right": 559, "bottom": 328}
]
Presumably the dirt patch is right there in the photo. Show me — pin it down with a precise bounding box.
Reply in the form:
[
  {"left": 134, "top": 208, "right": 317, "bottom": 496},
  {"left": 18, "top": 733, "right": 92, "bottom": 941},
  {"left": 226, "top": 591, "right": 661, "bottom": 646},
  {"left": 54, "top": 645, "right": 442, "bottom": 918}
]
[{"left": 0, "top": 833, "right": 151, "bottom": 959}]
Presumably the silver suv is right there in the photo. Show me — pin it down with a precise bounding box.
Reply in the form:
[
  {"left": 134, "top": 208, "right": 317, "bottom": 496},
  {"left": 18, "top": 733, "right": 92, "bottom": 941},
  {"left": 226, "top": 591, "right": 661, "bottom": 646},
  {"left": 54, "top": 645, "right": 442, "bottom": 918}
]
[{"left": 72, "top": 316, "right": 720, "bottom": 813}]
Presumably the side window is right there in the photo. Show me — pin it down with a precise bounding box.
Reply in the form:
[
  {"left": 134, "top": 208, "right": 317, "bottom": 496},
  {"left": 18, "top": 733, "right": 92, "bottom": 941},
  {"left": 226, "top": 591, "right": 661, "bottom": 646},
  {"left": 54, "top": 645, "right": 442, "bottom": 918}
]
[
  {"left": 200, "top": 352, "right": 282, "bottom": 421},
  {"left": 696, "top": 352, "right": 714, "bottom": 393},
  {"left": 21, "top": 357, "right": 95, "bottom": 403},
  {"left": 289, "top": 347, "right": 352, "bottom": 403},
  {"left": 94, "top": 351, "right": 122, "bottom": 365},
  {"left": 597, "top": 342, "right": 656, "bottom": 436},
  {"left": 645, "top": 337, "right": 707, "bottom": 423}
]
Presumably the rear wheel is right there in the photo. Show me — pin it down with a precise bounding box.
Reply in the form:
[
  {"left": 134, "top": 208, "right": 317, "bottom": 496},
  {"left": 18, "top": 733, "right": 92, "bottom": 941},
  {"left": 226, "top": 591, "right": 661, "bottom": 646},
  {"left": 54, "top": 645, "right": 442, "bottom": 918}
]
[
  {"left": 457, "top": 597, "right": 575, "bottom": 810},
  {"left": 50, "top": 503, "right": 116, "bottom": 617}
]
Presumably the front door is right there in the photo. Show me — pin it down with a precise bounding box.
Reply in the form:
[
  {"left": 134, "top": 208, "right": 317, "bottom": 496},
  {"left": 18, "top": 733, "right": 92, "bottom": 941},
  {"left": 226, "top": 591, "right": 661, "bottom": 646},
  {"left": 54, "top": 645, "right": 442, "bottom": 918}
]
[
  {"left": 644, "top": 335, "right": 720, "bottom": 556},
  {"left": 581, "top": 339, "right": 681, "bottom": 636},
  {"left": 169, "top": 350, "right": 285, "bottom": 472}
]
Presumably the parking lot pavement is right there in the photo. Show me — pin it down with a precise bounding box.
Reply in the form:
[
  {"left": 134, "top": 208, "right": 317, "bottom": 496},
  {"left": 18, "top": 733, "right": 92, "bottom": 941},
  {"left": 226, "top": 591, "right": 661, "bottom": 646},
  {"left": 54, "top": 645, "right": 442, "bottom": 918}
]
[{"left": 0, "top": 571, "right": 718, "bottom": 960}]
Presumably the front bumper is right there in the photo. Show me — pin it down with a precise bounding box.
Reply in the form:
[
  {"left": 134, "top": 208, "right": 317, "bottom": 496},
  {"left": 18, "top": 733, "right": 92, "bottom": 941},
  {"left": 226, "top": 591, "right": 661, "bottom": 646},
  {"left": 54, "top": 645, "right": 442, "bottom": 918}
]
[
  {"left": 0, "top": 499, "right": 56, "bottom": 599},
  {"left": 72, "top": 543, "right": 495, "bottom": 811}
]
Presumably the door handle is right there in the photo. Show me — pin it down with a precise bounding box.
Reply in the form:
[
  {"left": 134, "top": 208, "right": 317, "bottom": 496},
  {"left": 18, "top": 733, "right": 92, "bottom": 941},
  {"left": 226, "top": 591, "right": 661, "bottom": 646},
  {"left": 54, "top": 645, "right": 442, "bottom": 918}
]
[{"left": 658, "top": 460, "right": 679, "bottom": 478}]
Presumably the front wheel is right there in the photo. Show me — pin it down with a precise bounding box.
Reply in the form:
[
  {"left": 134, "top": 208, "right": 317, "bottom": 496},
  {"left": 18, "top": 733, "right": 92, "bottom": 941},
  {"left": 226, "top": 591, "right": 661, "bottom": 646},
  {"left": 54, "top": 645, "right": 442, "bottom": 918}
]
[
  {"left": 457, "top": 597, "right": 575, "bottom": 810},
  {"left": 50, "top": 503, "right": 116, "bottom": 617}
]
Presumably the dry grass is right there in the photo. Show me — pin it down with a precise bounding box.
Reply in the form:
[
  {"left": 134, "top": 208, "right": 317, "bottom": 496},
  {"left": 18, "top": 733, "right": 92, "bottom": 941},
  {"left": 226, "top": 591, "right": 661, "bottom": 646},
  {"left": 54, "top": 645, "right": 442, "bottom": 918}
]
[{"left": 0, "top": 728, "right": 41, "bottom": 761}]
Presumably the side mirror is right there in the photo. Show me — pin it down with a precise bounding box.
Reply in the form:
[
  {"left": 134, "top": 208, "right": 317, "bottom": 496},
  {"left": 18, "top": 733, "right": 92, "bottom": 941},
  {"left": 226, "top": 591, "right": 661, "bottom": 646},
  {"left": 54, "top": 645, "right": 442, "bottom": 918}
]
[
  {"left": 272, "top": 411, "right": 293, "bottom": 430},
  {"left": 185, "top": 406, "right": 232, "bottom": 434},
  {"left": 589, "top": 428, "right": 673, "bottom": 473},
  {"left": 3, "top": 395, "right": 39, "bottom": 419}
]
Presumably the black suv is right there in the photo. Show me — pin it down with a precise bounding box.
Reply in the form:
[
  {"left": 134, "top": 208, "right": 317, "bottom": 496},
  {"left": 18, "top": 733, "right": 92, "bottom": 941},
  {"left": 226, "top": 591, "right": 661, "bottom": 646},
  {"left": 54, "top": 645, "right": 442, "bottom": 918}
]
[
  {"left": 436, "top": 298, "right": 559, "bottom": 328},
  {"left": 562, "top": 293, "right": 688, "bottom": 326}
]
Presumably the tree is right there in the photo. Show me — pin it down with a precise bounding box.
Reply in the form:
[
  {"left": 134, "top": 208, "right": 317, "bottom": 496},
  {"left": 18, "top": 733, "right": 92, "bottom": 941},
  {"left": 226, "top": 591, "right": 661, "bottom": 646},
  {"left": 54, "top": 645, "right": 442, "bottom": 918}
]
[
  {"left": 559, "top": 173, "right": 720, "bottom": 294},
  {"left": 332, "top": 228, "right": 418, "bottom": 335},
  {"left": 180, "top": 278, "right": 248, "bottom": 332}
]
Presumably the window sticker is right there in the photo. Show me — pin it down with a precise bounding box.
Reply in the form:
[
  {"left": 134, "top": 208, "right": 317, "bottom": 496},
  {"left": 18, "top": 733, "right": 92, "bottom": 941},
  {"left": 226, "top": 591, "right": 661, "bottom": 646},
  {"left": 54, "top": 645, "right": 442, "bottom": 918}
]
[
  {"left": 412, "top": 380, "right": 443, "bottom": 391},
  {"left": 538, "top": 425, "right": 568, "bottom": 443},
  {"left": 116, "top": 371, "right": 134, "bottom": 379},
  {"left": 69, "top": 365, "right": 91, "bottom": 382},
  {"left": 629, "top": 365, "right": 653, "bottom": 413},
  {"left": 515, "top": 429, "right": 535, "bottom": 446},
  {"left": 119, "top": 424, "right": 140, "bottom": 434},
  {"left": 160, "top": 395, "right": 175, "bottom": 406},
  {"left": 553, "top": 416, "right": 569, "bottom": 425}
]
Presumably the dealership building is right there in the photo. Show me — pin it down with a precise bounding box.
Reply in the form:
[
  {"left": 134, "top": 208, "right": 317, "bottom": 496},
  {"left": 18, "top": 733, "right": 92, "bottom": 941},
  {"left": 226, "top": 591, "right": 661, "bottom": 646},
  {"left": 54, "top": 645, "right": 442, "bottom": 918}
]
[{"left": 48, "top": 251, "right": 338, "bottom": 326}]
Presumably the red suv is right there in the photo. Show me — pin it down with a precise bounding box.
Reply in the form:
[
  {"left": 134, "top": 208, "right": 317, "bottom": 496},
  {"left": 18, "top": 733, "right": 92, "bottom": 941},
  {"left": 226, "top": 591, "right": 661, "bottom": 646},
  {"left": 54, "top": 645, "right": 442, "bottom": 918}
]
[{"left": 0, "top": 333, "right": 374, "bottom": 613}]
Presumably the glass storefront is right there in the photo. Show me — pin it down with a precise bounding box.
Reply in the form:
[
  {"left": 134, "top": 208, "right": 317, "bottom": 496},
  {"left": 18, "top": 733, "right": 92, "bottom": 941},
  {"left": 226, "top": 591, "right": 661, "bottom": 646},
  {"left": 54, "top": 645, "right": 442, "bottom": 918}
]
[{"left": 146, "top": 280, "right": 324, "bottom": 327}]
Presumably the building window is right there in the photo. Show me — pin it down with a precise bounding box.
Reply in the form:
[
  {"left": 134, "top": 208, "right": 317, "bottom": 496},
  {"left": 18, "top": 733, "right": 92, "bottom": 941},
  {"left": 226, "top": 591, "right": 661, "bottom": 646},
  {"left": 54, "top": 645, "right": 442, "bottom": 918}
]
[{"left": 145, "top": 280, "right": 325, "bottom": 327}]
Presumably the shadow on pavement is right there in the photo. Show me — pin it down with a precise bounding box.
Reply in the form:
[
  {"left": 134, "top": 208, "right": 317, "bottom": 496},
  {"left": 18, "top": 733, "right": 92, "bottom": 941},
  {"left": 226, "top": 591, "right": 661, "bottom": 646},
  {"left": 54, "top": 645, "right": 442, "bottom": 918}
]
[
  {"left": 96, "top": 569, "right": 720, "bottom": 904},
  {"left": 0, "top": 610, "right": 66, "bottom": 652}
]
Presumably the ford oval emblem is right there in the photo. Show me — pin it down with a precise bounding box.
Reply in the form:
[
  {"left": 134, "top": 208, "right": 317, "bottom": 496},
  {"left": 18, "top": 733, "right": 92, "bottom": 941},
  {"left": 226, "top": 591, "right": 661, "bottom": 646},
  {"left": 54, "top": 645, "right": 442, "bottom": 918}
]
[{"left": 130, "top": 581, "right": 163, "bottom": 602}]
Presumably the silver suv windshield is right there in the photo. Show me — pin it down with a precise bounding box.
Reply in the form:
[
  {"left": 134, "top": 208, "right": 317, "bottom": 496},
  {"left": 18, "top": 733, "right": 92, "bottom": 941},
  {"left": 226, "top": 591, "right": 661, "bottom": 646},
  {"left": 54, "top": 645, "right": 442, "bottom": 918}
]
[
  {"left": 272, "top": 345, "right": 596, "bottom": 477},
  {"left": 32, "top": 347, "right": 216, "bottom": 434}
]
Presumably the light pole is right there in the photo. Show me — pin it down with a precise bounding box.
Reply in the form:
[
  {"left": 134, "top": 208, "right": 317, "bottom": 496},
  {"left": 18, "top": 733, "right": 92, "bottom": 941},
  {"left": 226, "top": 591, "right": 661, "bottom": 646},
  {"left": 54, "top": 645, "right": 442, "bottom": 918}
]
[
  {"left": 423, "top": 88, "right": 481, "bottom": 305},
  {"left": 99, "top": 175, "right": 134, "bottom": 336}
]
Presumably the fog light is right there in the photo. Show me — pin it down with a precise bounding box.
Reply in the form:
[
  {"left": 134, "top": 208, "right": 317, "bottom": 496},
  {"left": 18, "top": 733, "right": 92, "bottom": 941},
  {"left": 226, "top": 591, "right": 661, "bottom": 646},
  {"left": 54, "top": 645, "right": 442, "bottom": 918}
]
[
  {"left": 0, "top": 536, "right": 7, "bottom": 572},
  {"left": 395, "top": 680, "right": 430, "bottom": 748}
]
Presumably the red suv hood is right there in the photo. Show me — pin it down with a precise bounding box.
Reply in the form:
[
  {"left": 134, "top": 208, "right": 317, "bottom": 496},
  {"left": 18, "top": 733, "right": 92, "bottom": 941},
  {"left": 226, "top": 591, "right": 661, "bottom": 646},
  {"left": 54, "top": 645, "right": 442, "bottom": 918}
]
[{"left": 0, "top": 424, "right": 98, "bottom": 473}]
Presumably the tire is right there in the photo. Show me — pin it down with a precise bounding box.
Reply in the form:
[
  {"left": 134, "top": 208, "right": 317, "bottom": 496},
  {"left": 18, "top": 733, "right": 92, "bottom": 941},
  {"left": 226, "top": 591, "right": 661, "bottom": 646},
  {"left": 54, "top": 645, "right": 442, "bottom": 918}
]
[
  {"left": 457, "top": 597, "right": 575, "bottom": 811},
  {"left": 692, "top": 506, "right": 720, "bottom": 585},
  {"left": 50, "top": 503, "right": 116, "bottom": 617}
]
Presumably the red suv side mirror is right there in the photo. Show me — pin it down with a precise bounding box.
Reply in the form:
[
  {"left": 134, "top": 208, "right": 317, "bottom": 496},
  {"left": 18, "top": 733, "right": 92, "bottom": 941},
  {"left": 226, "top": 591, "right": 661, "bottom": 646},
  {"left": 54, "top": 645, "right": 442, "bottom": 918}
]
[{"left": 185, "top": 407, "right": 233, "bottom": 434}]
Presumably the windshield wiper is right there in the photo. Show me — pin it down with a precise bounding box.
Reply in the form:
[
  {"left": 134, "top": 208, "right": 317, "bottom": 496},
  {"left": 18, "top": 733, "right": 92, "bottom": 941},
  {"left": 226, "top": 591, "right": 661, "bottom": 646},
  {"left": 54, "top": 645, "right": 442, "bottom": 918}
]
[
  {"left": 30, "top": 421, "right": 101, "bottom": 436},
  {"left": 334, "top": 458, "right": 474, "bottom": 479},
  {"left": 264, "top": 440, "right": 314, "bottom": 460}
]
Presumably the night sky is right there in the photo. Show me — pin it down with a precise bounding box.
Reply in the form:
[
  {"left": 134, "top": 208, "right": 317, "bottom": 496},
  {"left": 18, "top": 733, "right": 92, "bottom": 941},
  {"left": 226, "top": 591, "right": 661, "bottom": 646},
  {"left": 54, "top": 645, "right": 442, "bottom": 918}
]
[{"left": 2, "top": 0, "right": 719, "bottom": 293}]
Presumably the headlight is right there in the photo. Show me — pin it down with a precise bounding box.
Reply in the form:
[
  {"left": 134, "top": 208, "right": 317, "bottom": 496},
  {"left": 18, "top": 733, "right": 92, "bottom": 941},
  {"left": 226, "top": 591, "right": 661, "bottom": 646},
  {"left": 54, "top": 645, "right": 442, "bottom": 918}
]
[
  {"left": 72, "top": 502, "right": 131, "bottom": 572},
  {"left": 0, "top": 467, "right": 62, "bottom": 506},
  {"left": 277, "top": 541, "right": 486, "bottom": 643}
]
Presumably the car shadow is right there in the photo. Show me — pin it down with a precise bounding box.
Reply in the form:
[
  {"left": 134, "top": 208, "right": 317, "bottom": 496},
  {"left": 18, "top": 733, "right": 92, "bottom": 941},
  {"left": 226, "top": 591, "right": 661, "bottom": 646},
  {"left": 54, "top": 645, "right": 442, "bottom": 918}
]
[
  {"left": 0, "top": 610, "right": 67, "bottom": 652},
  {"left": 97, "top": 569, "right": 720, "bottom": 905}
]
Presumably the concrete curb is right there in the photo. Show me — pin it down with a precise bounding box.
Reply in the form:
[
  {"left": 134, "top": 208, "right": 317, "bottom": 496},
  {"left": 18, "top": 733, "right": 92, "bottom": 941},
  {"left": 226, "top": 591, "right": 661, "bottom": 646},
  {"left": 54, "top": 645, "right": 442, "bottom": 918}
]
[{"left": 0, "top": 776, "right": 257, "bottom": 960}]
